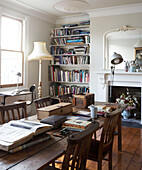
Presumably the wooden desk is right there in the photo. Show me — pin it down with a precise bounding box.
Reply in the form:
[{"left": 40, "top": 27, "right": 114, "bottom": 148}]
[
  {"left": 0, "top": 115, "right": 100, "bottom": 170},
  {"left": 0, "top": 104, "right": 126, "bottom": 169},
  {"left": 0, "top": 91, "right": 32, "bottom": 105}
]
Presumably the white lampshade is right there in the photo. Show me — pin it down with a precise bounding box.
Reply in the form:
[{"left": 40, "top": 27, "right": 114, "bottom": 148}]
[
  {"left": 134, "top": 40, "right": 142, "bottom": 48},
  {"left": 111, "top": 52, "right": 123, "bottom": 65},
  {"left": 28, "top": 42, "right": 52, "bottom": 61}
]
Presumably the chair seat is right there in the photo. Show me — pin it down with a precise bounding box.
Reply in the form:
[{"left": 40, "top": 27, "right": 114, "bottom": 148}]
[{"left": 88, "top": 139, "right": 111, "bottom": 160}]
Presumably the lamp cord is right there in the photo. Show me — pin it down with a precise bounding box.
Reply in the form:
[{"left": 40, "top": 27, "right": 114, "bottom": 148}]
[{"left": 109, "top": 65, "right": 115, "bottom": 103}]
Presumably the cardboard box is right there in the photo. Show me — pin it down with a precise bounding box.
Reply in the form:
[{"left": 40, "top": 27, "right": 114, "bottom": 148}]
[
  {"left": 37, "top": 103, "right": 72, "bottom": 120},
  {"left": 72, "top": 93, "right": 94, "bottom": 109}
]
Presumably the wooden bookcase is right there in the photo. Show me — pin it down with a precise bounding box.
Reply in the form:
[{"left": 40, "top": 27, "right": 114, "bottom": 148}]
[{"left": 49, "top": 24, "right": 90, "bottom": 96}]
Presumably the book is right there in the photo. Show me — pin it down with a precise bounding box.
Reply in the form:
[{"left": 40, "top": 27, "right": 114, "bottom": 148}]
[
  {"left": 74, "top": 110, "right": 91, "bottom": 117},
  {"left": 63, "top": 119, "right": 91, "bottom": 129},
  {"left": 0, "top": 120, "right": 53, "bottom": 151},
  {"left": 9, "top": 133, "right": 51, "bottom": 153}
]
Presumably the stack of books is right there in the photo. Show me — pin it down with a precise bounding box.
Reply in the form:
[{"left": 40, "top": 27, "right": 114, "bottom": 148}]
[
  {"left": 62, "top": 119, "right": 91, "bottom": 131},
  {"left": 66, "top": 37, "right": 84, "bottom": 45},
  {"left": 74, "top": 46, "right": 87, "bottom": 54},
  {"left": 79, "top": 20, "right": 90, "bottom": 25}
]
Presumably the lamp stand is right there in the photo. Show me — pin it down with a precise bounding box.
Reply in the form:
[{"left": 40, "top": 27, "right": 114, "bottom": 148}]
[
  {"left": 38, "top": 59, "right": 42, "bottom": 98},
  {"left": 109, "top": 66, "right": 115, "bottom": 103}
]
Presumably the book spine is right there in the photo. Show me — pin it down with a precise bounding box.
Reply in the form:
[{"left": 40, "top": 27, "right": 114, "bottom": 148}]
[{"left": 9, "top": 135, "right": 51, "bottom": 153}]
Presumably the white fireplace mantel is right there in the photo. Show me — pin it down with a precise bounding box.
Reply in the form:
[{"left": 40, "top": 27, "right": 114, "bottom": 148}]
[
  {"left": 97, "top": 70, "right": 142, "bottom": 87},
  {"left": 96, "top": 70, "right": 142, "bottom": 124}
]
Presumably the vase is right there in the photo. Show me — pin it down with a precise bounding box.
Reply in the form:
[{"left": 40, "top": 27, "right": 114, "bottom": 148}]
[{"left": 121, "top": 110, "right": 131, "bottom": 119}]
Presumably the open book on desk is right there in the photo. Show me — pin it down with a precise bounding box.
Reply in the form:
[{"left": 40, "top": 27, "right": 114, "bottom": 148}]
[{"left": 0, "top": 120, "right": 53, "bottom": 151}]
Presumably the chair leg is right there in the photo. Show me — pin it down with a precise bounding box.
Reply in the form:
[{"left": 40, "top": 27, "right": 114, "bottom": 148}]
[
  {"left": 108, "top": 148, "right": 112, "bottom": 170},
  {"left": 98, "top": 160, "right": 102, "bottom": 170}
]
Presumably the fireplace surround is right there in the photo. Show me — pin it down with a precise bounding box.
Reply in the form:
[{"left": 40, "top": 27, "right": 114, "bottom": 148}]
[{"left": 97, "top": 71, "right": 142, "bottom": 124}]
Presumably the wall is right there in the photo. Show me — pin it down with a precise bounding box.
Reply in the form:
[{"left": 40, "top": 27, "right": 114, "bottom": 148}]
[
  {"left": 90, "top": 12, "right": 142, "bottom": 101},
  {"left": 28, "top": 16, "right": 54, "bottom": 97}
]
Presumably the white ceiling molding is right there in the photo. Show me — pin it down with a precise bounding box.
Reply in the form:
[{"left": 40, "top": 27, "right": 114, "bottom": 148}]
[
  {"left": 0, "top": 0, "right": 56, "bottom": 24},
  {"left": 55, "top": 13, "right": 89, "bottom": 25},
  {"left": 53, "top": 0, "right": 90, "bottom": 13},
  {"left": 88, "top": 3, "right": 142, "bottom": 18}
]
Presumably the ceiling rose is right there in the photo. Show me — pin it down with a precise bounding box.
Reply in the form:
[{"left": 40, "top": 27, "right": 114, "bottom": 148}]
[{"left": 53, "top": 0, "right": 90, "bottom": 13}]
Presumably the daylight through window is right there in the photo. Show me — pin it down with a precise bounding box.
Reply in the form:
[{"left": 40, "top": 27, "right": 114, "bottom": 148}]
[{"left": 0, "top": 15, "right": 24, "bottom": 87}]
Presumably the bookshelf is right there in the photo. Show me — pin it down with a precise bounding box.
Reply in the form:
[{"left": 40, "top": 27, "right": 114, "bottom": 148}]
[{"left": 49, "top": 23, "right": 90, "bottom": 97}]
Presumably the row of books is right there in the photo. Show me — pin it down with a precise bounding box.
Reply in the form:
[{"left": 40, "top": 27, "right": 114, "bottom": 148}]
[
  {"left": 50, "top": 46, "right": 90, "bottom": 55},
  {"left": 51, "top": 27, "right": 90, "bottom": 37},
  {"left": 80, "top": 20, "right": 90, "bottom": 25},
  {"left": 52, "top": 36, "right": 90, "bottom": 45},
  {"left": 54, "top": 55, "right": 90, "bottom": 65},
  {"left": 49, "top": 83, "right": 89, "bottom": 96},
  {"left": 49, "top": 66, "right": 90, "bottom": 83}
]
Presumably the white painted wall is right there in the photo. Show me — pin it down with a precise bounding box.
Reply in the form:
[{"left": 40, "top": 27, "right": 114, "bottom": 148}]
[
  {"left": 28, "top": 15, "right": 54, "bottom": 97},
  {"left": 90, "top": 13, "right": 142, "bottom": 102}
]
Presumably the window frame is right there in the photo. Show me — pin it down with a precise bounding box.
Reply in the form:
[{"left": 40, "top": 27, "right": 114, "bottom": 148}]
[{"left": 0, "top": 14, "right": 24, "bottom": 88}]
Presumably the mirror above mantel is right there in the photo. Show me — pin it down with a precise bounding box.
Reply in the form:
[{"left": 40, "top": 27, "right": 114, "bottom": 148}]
[{"left": 103, "top": 25, "right": 142, "bottom": 70}]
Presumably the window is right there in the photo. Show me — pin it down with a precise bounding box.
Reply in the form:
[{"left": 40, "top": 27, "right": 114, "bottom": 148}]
[{"left": 0, "top": 15, "right": 24, "bottom": 87}]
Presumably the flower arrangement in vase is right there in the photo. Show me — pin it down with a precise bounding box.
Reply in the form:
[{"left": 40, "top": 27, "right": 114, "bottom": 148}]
[{"left": 116, "top": 89, "right": 139, "bottom": 119}]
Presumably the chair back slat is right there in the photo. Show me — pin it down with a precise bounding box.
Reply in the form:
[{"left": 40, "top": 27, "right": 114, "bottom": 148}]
[
  {"left": 34, "top": 97, "right": 51, "bottom": 110},
  {"left": 7, "top": 111, "right": 10, "bottom": 123},
  {"left": 16, "top": 108, "right": 21, "bottom": 119},
  {"left": 0, "top": 102, "right": 27, "bottom": 124},
  {"left": 58, "top": 93, "right": 72, "bottom": 103},
  {"left": 62, "top": 121, "right": 99, "bottom": 170}
]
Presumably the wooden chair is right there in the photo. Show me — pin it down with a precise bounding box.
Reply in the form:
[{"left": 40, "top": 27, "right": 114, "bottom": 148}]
[
  {"left": 0, "top": 102, "right": 27, "bottom": 124},
  {"left": 87, "top": 107, "right": 123, "bottom": 170},
  {"left": 34, "top": 96, "right": 52, "bottom": 110},
  {"left": 41, "top": 121, "right": 99, "bottom": 170},
  {"left": 58, "top": 93, "right": 72, "bottom": 103}
]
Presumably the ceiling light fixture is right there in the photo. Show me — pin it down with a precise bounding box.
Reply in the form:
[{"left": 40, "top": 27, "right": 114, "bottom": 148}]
[{"left": 53, "top": 0, "right": 90, "bottom": 13}]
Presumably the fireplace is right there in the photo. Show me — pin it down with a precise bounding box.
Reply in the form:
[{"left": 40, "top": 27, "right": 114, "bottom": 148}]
[
  {"left": 97, "top": 71, "right": 142, "bottom": 124},
  {"left": 108, "top": 86, "right": 141, "bottom": 119}
]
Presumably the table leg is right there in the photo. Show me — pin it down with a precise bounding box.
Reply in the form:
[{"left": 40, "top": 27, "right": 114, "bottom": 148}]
[{"left": 118, "top": 114, "right": 122, "bottom": 151}]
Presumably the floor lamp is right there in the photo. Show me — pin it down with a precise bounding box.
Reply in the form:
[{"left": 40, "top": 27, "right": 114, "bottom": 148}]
[
  {"left": 109, "top": 52, "right": 123, "bottom": 102},
  {"left": 28, "top": 42, "right": 52, "bottom": 98}
]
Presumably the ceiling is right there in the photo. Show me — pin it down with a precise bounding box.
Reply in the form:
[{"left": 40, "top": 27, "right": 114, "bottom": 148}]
[{"left": 15, "top": 0, "right": 142, "bottom": 17}]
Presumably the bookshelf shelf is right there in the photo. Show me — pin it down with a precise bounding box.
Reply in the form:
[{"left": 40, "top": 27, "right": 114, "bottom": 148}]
[
  {"left": 50, "top": 44, "right": 90, "bottom": 47},
  {"left": 53, "top": 54, "right": 90, "bottom": 56},
  {"left": 50, "top": 64, "right": 90, "bottom": 68},
  {"left": 50, "top": 81, "right": 89, "bottom": 84},
  {"left": 52, "top": 25, "right": 90, "bottom": 30},
  {"left": 49, "top": 23, "right": 90, "bottom": 96},
  {"left": 51, "top": 33, "right": 90, "bottom": 38}
]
